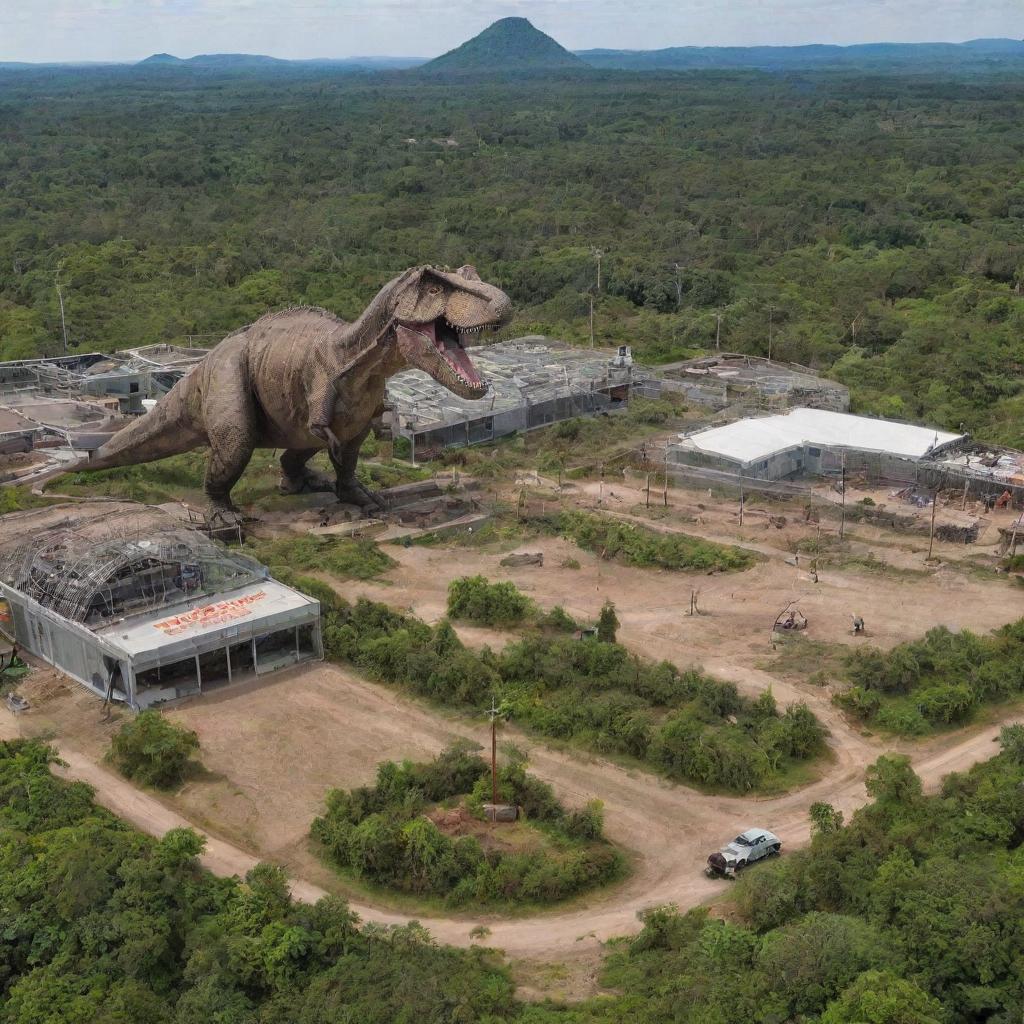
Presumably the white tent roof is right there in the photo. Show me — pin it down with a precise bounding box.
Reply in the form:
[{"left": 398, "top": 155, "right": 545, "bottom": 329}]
[{"left": 675, "top": 408, "right": 964, "bottom": 466}]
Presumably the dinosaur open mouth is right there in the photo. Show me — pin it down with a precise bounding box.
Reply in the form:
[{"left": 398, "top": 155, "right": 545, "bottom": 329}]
[
  {"left": 398, "top": 315, "right": 488, "bottom": 393},
  {"left": 433, "top": 316, "right": 485, "bottom": 389}
]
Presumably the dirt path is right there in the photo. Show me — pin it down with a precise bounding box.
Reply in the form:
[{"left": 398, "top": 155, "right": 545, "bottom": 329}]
[{"left": 3, "top": 680, "right": 1019, "bottom": 959}]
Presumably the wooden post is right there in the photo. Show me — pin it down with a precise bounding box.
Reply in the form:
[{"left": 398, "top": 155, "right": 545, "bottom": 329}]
[
  {"left": 927, "top": 487, "right": 939, "bottom": 561},
  {"left": 486, "top": 698, "right": 501, "bottom": 819},
  {"left": 646, "top": 473, "right": 651, "bottom": 508},
  {"left": 839, "top": 454, "right": 846, "bottom": 540},
  {"left": 739, "top": 479, "right": 745, "bottom": 527},
  {"left": 961, "top": 476, "right": 970, "bottom": 511},
  {"left": 491, "top": 713, "right": 498, "bottom": 807}
]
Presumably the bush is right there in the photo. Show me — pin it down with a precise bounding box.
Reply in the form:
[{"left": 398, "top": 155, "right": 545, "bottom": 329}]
[
  {"left": 311, "top": 745, "right": 620, "bottom": 905},
  {"left": 553, "top": 511, "right": 755, "bottom": 572},
  {"left": 447, "top": 575, "right": 533, "bottom": 626},
  {"left": 836, "top": 620, "right": 1024, "bottom": 734},
  {"left": 108, "top": 711, "right": 200, "bottom": 789}
]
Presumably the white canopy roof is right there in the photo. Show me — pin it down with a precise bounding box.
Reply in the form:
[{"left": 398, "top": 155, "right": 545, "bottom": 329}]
[{"left": 676, "top": 408, "right": 964, "bottom": 466}]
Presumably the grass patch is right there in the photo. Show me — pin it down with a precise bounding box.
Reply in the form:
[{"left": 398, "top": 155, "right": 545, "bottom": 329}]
[
  {"left": 56, "top": 439, "right": 427, "bottom": 509},
  {"left": 248, "top": 534, "right": 396, "bottom": 581},
  {"left": 549, "top": 511, "right": 756, "bottom": 573},
  {"left": 760, "top": 635, "right": 848, "bottom": 684}
]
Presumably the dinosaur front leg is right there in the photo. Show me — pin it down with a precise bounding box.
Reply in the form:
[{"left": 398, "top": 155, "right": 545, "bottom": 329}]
[
  {"left": 329, "top": 427, "right": 385, "bottom": 510},
  {"left": 279, "top": 448, "right": 334, "bottom": 495}
]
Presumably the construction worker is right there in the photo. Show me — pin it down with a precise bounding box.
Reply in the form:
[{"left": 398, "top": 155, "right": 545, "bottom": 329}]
[{"left": 996, "top": 490, "right": 1013, "bottom": 510}]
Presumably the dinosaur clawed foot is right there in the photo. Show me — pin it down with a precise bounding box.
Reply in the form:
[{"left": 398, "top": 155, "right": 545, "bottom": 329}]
[
  {"left": 206, "top": 501, "right": 249, "bottom": 528},
  {"left": 335, "top": 477, "right": 386, "bottom": 511},
  {"left": 279, "top": 467, "right": 336, "bottom": 495}
]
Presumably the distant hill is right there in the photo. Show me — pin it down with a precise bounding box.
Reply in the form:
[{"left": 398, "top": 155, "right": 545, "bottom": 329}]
[
  {"left": 577, "top": 38, "right": 1024, "bottom": 70},
  {"left": 421, "top": 17, "right": 584, "bottom": 72},
  {"left": 134, "top": 52, "right": 423, "bottom": 71},
  {"left": 137, "top": 53, "right": 183, "bottom": 65}
]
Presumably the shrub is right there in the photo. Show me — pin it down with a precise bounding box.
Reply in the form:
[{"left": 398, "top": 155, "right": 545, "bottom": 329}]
[
  {"left": 597, "top": 600, "right": 619, "bottom": 643},
  {"left": 836, "top": 620, "right": 1024, "bottom": 734},
  {"left": 311, "top": 745, "right": 620, "bottom": 906},
  {"left": 536, "top": 604, "right": 578, "bottom": 632},
  {"left": 553, "top": 511, "right": 755, "bottom": 572},
  {"left": 108, "top": 711, "right": 200, "bottom": 789},
  {"left": 447, "top": 575, "right": 533, "bottom": 626}
]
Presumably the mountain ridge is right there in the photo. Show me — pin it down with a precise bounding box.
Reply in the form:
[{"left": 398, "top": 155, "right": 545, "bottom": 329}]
[{"left": 420, "top": 17, "right": 584, "bottom": 72}]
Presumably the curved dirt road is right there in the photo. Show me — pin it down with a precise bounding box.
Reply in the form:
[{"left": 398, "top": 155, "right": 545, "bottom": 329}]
[{"left": 1, "top": 703, "right": 1017, "bottom": 958}]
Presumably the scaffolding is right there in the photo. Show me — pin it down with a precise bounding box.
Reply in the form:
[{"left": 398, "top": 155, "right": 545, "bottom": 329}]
[
  {"left": 385, "top": 337, "right": 634, "bottom": 458},
  {"left": 638, "top": 353, "right": 849, "bottom": 413},
  {"left": 0, "top": 503, "right": 264, "bottom": 627}
]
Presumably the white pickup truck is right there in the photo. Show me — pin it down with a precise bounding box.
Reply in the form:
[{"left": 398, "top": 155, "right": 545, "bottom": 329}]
[{"left": 705, "top": 827, "right": 781, "bottom": 878}]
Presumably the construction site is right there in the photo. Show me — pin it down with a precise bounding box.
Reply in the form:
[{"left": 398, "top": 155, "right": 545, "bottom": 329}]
[
  {"left": 0, "top": 345, "right": 210, "bottom": 486},
  {"left": 0, "top": 502, "right": 321, "bottom": 709},
  {"left": 637, "top": 352, "right": 851, "bottom": 412},
  {"left": 4, "top": 329, "right": 1024, "bottom": 986},
  {"left": 384, "top": 336, "right": 634, "bottom": 459}
]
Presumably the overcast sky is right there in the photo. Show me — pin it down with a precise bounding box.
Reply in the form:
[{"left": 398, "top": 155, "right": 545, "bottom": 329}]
[{"left": 3, "top": 0, "right": 1023, "bottom": 63}]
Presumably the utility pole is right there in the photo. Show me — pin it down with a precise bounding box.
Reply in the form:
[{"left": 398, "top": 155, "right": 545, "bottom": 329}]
[
  {"left": 589, "top": 293, "right": 595, "bottom": 349},
  {"left": 486, "top": 697, "right": 501, "bottom": 814},
  {"left": 767, "top": 305, "right": 774, "bottom": 361},
  {"left": 55, "top": 266, "right": 69, "bottom": 354},
  {"left": 739, "top": 478, "right": 745, "bottom": 527},
  {"left": 927, "top": 486, "right": 939, "bottom": 561},
  {"left": 839, "top": 452, "right": 847, "bottom": 540},
  {"left": 715, "top": 312, "right": 722, "bottom": 351},
  {"left": 593, "top": 248, "right": 604, "bottom": 291}
]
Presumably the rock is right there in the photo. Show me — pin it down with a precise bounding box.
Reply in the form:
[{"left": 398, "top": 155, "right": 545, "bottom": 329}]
[
  {"left": 483, "top": 803, "right": 518, "bottom": 822},
  {"left": 500, "top": 552, "right": 544, "bottom": 567}
]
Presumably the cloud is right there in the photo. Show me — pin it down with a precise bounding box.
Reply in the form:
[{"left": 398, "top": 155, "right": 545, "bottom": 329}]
[{"left": 1, "top": 0, "right": 1021, "bottom": 62}]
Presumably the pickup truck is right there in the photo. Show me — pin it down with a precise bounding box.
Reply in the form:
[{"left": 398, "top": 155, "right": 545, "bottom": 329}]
[{"left": 705, "top": 827, "right": 781, "bottom": 878}]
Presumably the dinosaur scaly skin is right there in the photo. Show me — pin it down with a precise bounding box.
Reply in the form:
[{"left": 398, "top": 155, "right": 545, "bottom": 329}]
[{"left": 72, "top": 265, "right": 513, "bottom": 514}]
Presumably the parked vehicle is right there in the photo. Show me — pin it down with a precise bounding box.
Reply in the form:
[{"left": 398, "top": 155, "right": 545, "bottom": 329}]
[{"left": 705, "top": 828, "right": 781, "bottom": 878}]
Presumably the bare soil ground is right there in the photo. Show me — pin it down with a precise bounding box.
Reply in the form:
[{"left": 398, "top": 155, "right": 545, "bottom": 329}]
[{"left": 4, "top": 474, "right": 1024, "bottom": 994}]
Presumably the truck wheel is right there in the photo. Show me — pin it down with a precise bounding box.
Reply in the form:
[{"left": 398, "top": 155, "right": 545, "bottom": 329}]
[{"left": 769, "top": 844, "right": 781, "bottom": 856}]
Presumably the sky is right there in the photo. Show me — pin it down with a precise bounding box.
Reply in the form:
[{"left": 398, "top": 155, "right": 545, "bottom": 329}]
[{"left": 2, "top": 0, "right": 1023, "bottom": 63}]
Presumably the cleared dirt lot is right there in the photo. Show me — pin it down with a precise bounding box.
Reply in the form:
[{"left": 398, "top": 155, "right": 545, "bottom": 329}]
[
  {"left": 3, "top": 670, "right": 1018, "bottom": 963},
  {"left": 5, "top": 476, "right": 1024, "bottom": 969}
]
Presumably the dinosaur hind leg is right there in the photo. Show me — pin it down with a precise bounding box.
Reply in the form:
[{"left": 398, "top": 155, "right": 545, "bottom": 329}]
[
  {"left": 329, "top": 426, "right": 384, "bottom": 510},
  {"left": 279, "top": 448, "right": 334, "bottom": 495},
  {"left": 202, "top": 350, "right": 257, "bottom": 514},
  {"left": 204, "top": 428, "right": 254, "bottom": 514}
]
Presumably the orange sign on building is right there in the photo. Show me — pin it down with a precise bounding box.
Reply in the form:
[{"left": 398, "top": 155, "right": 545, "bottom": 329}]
[{"left": 152, "top": 591, "right": 267, "bottom": 637}]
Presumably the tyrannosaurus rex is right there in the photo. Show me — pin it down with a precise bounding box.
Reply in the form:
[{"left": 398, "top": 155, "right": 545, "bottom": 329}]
[{"left": 72, "top": 265, "right": 513, "bottom": 514}]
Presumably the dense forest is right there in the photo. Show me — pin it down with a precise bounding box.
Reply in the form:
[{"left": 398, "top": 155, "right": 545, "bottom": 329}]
[
  {"left": 1, "top": 66, "right": 1023, "bottom": 443},
  {"left": 5, "top": 729, "right": 1024, "bottom": 1022}
]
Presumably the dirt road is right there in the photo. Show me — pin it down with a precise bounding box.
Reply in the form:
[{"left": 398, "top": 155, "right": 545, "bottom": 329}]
[{"left": 2, "top": 679, "right": 1018, "bottom": 959}]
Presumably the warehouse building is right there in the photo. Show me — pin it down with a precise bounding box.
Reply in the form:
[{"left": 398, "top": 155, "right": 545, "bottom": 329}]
[
  {"left": 669, "top": 408, "right": 966, "bottom": 483},
  {"left": 385, "top": 337, "right": 634, "bottom": 459},
  {"left": 0, "top": 502, "right": 321, "bottom": 709},
  {"left": 637, "top": 353, "right": 850, "bottom": 413}
]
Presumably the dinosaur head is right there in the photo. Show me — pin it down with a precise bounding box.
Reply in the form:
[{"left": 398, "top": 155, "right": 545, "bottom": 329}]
[{"left": 392, "top": 265, "right": 512, "bottom": 399}]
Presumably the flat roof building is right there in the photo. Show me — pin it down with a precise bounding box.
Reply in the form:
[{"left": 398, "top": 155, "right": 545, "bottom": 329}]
[
  {"left": 385, "top": 337, "right": 633, "bottom": 458},
  {"left": 0, "top": 502, "right": 321, "bottom": 709},
  {"left": 670, "top": 408, "right": 966, "bottom": 482}
]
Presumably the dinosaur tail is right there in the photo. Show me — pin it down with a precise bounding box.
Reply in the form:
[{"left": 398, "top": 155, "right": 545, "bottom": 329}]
[{"left": 68, "top": 380, "right": 206, "bottom": 475}]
